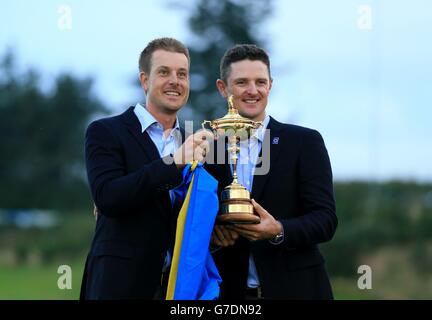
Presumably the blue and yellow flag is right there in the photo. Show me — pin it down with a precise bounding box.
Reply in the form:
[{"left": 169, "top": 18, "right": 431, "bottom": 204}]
[{"left": 166, "top": 161, "right": 221, "bottom": 300}]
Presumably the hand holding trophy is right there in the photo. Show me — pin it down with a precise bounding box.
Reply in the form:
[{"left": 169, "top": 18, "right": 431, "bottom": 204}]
[{"left": 202, "top": 95, "right": 262, "bottom": 224}]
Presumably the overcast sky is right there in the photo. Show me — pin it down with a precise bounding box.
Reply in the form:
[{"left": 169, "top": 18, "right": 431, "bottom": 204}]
[{"left": 1, "top": 0, "right": 431, "bottom": 181}]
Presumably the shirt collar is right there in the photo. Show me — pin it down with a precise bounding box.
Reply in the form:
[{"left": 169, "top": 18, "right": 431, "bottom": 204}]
[
  {"left": 251, "top": 114, "right": 270, "bottom": 142},
  {"left": 134, "top": 103, "right": 180, "bottom": 133}
]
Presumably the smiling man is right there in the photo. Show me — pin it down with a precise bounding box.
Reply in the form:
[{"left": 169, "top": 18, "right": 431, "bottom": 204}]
[
  {"left": 80, "top": 38, "right": 212, "bottom": 299},
  {"left": 209, "top": 44, "right": 338, "bottom": 300},
  {"left": 217, "top": 55, "right": 271, "bottom": 122}
]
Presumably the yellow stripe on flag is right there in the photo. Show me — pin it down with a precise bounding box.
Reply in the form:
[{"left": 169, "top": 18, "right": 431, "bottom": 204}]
[{"left": 166, "top": 161, "right": 198, "bottom": 300}]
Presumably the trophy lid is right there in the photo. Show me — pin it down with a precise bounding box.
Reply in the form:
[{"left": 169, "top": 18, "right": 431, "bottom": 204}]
[{"left": 211, "top": 95, "right": 262, "bottom": 130}]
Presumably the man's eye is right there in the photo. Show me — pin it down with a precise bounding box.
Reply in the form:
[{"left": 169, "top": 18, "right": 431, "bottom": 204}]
[{"left": 159, "top": 70, "right": 168, "bottom": 75}]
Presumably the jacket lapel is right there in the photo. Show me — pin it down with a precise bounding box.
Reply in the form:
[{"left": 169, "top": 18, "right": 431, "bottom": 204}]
[
  {"left": 121, "top": 106, "right": 176, "bottom": 219},
  {"left": 121, "top": 107, "right": 160, "bottom": 162},
  {"left": 251, "top": 117, "right": 283, "bottom": 201}
]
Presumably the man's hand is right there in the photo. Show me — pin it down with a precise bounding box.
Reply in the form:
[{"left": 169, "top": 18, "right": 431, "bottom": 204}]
[
  {"left": 210, "top": 225, "right": 239, "bottom": 247},
  {"left": 173, "top": 129, "right": 214, "bottom": 168},
  {"left": 228, "top": 199, "right": 283, "bottom": 242}
]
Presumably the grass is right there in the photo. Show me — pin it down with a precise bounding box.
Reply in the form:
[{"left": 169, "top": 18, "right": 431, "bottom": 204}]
[
  {"left": 2, "top": 264, "right": 428, "bottom": 300},
  {"left": 1, "top": 212, "right": 431, "bottom": 300},
  {"left": 332, "top": 277, "right": 380, "bottom": 300},
  {"left": 0, "top": 260, "right": 374, "bottom": 300},
  {"left": 0, "top": 260, "right": 85, "bottom": 300},
  {"left": 0, "top": 212, "right": 92, "bottom": 299}
]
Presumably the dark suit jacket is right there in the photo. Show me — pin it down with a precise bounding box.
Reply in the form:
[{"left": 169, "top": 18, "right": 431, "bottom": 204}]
[
  {"left": 207, "top": 117, "right": 338, "bottom": 300},
  {"left": 80, "top": 107, "right": 184, "bottom": 299}
]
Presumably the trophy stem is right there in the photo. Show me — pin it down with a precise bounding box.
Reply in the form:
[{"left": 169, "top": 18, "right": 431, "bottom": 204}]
[{"left": 228, "top": 135, "right": 239, "bottom": 184}]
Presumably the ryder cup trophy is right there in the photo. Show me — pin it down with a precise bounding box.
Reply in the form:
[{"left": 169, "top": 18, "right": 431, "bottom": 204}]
[{"left": 202, "top": 95, "right": 262, "bottom": 224}]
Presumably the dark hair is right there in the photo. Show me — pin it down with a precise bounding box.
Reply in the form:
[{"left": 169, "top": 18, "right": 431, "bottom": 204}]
[
  {"left": 138, "top": 38, "right": 190, "bottom": 74},
  {"left": 220, "top": 44, "right": 271, "bottom": 82}
]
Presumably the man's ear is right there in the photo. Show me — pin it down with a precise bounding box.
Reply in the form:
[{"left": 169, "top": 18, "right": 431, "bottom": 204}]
[
  {"left": 216, "top": 79, "right": 228, "bottom": 98},
  {"left": 139, "top": 72, "right": 149, "bottom": 93}
]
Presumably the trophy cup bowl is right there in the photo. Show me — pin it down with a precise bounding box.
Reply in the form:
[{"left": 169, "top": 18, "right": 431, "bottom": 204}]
[{"left": 202, "top": 96, "right": 262, "bottom": 224}]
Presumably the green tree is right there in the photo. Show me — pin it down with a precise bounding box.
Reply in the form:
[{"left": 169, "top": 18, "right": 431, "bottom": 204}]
[
  {"left": 321, "top": 181, "right": 432, "bottom": 276},
  {"left": 0, "top": 51, "right": 108, "bottom": 210}
]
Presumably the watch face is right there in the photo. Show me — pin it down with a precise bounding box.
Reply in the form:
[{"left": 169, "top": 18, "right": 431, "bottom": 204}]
[{"left": 270, "top": 233, "right": 283, "bottom": 244}]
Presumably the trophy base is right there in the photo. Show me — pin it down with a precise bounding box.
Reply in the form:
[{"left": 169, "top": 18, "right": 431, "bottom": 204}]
[
  {"left": 216, "top": 212, "right": 260, "bottom": 225},
  {"left": 216, "top": 182, "right": 261, "bottom": 225}
]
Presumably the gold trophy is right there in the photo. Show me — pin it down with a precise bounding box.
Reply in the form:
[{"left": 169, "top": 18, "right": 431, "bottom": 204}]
[{"left": 202, "top": 95, "right": 262, "bottom": 224}]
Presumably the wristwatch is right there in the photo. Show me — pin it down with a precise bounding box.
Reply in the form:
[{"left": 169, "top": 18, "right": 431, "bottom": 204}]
[{"left": 269, "top": 226, "right": 284, "bottom": 245}]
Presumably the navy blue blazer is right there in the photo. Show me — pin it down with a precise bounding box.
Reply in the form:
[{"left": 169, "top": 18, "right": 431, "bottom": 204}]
[
  {"left": 80, "top": 107, "right": 184, "bottom": 299},
  {"left": 207, "top": 117, "right": 338, "bottom": 299}
]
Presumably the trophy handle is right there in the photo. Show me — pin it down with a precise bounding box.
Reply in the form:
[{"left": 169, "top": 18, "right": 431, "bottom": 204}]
[
  {"left": 201, "top": 120, "right": 212, "bottom": 131},
  {"left": 202, "top": 120, "right": 220, "bottom": 138}
]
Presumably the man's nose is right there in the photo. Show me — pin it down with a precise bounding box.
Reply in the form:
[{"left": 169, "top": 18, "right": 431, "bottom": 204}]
[
  {"left": 246, "top": 83, "right": 258, "bottom": 95},
  {"left": 168, "top": 71, "right": 179, "bottom": 84}
]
